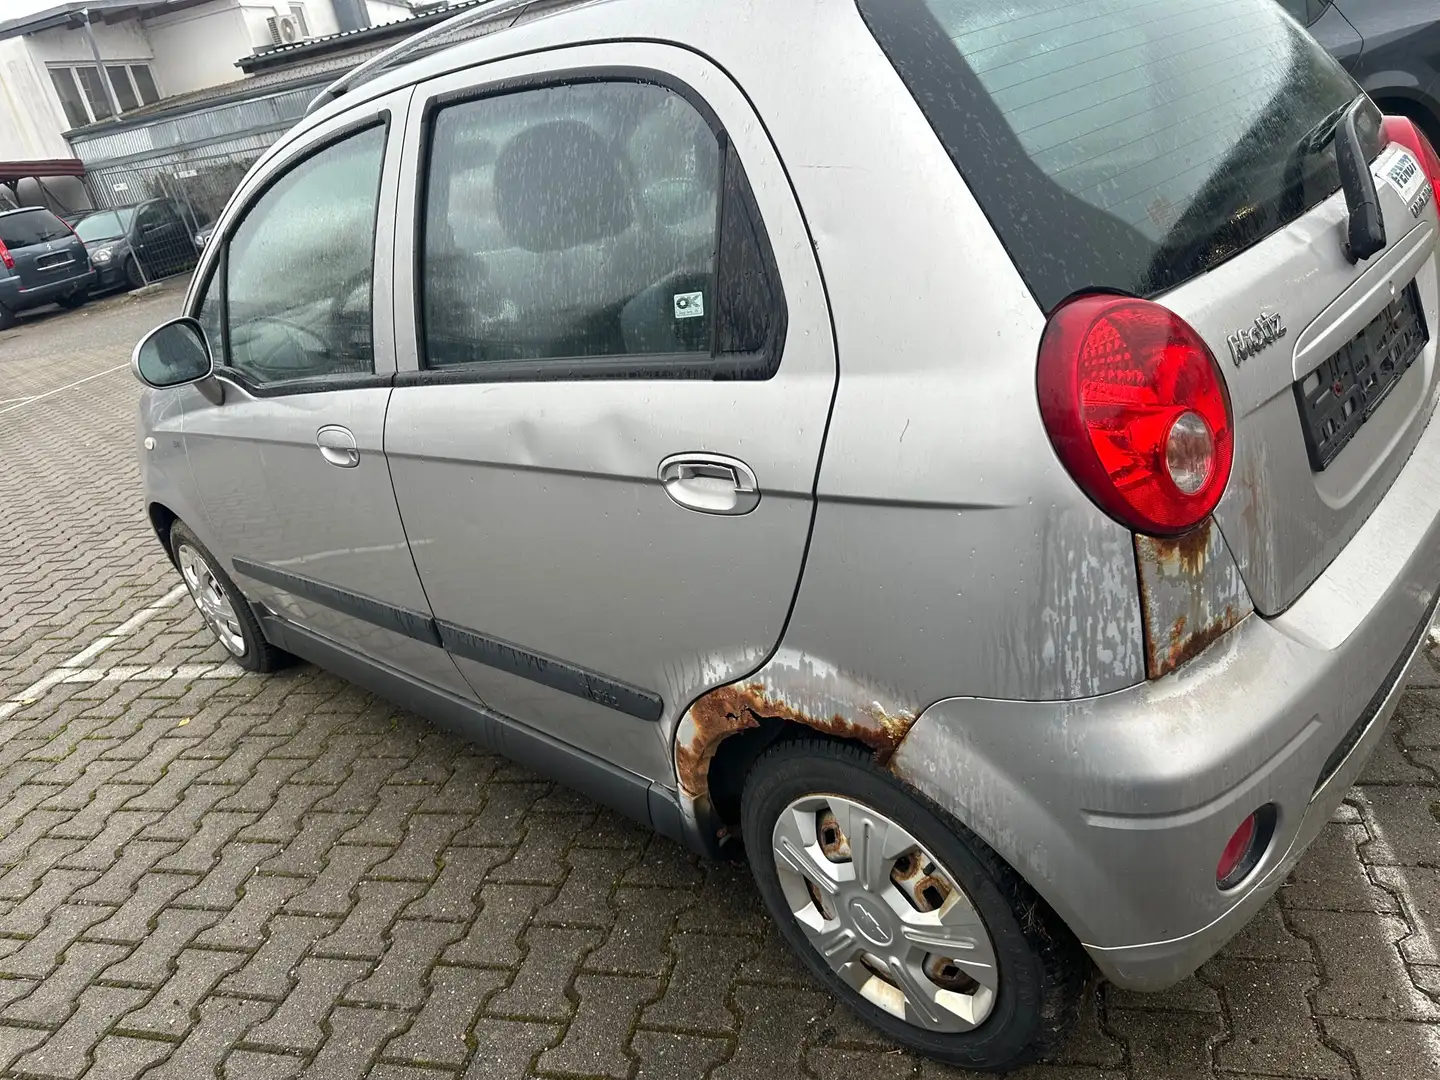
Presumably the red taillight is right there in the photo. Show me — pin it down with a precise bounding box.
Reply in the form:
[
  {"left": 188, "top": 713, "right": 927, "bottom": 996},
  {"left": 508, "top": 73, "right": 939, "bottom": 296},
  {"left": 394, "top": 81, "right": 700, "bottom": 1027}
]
[
  {"left": 1382, "top": 115, "right": 1440, "bottom": 195},
  {"left": 1037, "top": 295, "right": 1234, "bottom": 537},
  {"left": 0, "top": 239, "right": 12, "bottom": 271}
]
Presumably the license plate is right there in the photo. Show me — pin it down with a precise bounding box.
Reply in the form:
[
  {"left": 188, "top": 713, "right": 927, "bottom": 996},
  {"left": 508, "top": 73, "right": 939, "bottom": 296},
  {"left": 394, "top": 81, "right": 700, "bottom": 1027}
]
[
  {"left": 35, "top": 252, "right": 73, "bottom": 271},
  {"left": 1294, "top": 281, "right": 1428, "bottom": 471}
]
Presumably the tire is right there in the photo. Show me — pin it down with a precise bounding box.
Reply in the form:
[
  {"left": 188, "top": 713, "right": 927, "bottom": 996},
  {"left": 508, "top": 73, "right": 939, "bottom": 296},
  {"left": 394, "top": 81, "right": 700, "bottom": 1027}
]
[
  {"left": 0, "top": 303, "right": 15, "bottom": 330},
  {"left": 168, "top": 520, "right": 290, "bottom": 673},
  {"left": 742, "top": 738, "right": 1087, "bottom": 1071},
  {"left": 56, "top": 289, "right": 89, "bottom": 310},
  {"left": 124, "top": 256, "right": 145, "bottom": 290}
]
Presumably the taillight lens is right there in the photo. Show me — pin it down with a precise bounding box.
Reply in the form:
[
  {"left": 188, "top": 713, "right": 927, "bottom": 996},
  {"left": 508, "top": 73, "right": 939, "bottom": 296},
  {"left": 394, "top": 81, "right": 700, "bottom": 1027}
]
[
  {"left": 1037, "top": 295, "right": 1234, "bottom": 536},
  {"left": 0, "top": 240, "right": 12, "bottom": 271},
  {"left": 1382, "top": 115, "right": 1440, "bottom": 194}
]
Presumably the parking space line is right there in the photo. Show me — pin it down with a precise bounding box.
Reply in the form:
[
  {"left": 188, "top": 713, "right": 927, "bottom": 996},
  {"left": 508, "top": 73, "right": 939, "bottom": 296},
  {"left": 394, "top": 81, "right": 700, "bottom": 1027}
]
[
  {"left": 0, "top": 363, "right": 129, "bottom": 417},
  {"left": 0, "top": 582, "right": 189, "bottom": 720}
]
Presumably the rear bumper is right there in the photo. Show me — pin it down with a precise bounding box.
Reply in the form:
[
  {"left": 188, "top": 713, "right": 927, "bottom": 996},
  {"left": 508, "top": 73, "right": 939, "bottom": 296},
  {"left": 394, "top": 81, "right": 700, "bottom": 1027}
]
[
  {"left": 0, "top": 269, "right": 95, "bottom": 311},
  {"left": 892, "top": 397, "right": 1440, "bottom": 991}
]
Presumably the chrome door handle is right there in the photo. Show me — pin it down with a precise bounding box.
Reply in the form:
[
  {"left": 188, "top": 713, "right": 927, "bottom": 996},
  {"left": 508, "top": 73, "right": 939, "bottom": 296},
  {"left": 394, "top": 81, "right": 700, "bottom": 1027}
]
[
  {"left": 316, "top": 425, "right": 360, "bottom": 468},
  {"left": 658, "top": 453, "right": 760, "bottom": 515}
]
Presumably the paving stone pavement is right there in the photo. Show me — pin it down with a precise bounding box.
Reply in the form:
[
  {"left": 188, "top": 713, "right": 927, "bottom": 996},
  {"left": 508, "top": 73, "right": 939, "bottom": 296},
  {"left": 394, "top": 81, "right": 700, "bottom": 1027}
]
[{"left": 2, "top": 290, "right": 1440, "bottom": 1079}]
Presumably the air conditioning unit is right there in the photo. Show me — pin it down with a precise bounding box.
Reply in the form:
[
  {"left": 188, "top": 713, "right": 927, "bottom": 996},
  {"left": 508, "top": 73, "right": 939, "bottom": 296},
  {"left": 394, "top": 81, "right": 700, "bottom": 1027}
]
[{"left": 266, "top": 14, "right": 308, "bottom": 45}]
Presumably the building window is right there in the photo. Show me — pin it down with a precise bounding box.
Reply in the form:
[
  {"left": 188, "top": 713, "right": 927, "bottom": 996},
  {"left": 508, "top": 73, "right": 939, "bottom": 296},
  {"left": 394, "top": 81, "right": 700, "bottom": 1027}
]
[
  {"left": 74, "top": 66, "right": 114, "bottom": 122},
  {"left": 106, "top": 66, "right": 139, "bottom": 112},
  {"left": 48, "top": 63, "right": 161, "bottom": 127}
]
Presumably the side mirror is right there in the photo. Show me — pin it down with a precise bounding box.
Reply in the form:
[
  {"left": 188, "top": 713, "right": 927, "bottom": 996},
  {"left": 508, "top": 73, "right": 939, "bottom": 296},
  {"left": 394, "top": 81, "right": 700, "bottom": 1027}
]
[{"left": 132, "top": 318, "right": 214, "bottom": 389}]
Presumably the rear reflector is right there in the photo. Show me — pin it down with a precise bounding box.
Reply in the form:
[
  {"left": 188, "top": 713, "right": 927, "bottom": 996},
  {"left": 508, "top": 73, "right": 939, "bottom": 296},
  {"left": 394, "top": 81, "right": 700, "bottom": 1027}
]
[{"left": 1216, "top": 805, "right": 1275, "bottom": 890}]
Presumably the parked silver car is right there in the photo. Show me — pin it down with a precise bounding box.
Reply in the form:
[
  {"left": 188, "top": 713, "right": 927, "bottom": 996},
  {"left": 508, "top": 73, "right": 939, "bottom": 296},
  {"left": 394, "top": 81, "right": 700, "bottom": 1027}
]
[{"left": 131, "top": 0, "right": 1440, "bottom": 1067}]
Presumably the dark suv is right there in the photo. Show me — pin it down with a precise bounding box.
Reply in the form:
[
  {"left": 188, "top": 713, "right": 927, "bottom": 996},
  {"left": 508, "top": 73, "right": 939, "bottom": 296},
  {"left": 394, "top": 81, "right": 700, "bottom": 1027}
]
[
  {"left": 73, "top": 199, "right": 201, "bottom": 293},
  {"left": 0, "top": 207, "right": 94, "bottom": 329}
]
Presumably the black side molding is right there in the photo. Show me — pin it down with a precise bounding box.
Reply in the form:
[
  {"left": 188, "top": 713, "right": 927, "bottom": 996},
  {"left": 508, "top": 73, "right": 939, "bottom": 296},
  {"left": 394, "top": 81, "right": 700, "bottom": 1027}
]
[
  {"left": 258, "top": 614, "right": 697, "bottom": 850},
  {"left": 436, "top": 620, "right": 664, "bottom": 723},
  {"left": 234, "top": 557, "right": 665, "bottom": 723},
  {"left": 233, "top": 558, "right": 442, "bottom": 647}
]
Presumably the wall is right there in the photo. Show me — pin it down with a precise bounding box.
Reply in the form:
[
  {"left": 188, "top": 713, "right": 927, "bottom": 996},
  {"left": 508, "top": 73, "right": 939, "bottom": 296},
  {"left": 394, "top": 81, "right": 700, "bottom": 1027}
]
[
  {"left": 365, "top": 1, "right": 413, "bottom": 27},
  {"left": 0, "top": 176, "right": 92, "bottom": 213},
  {"left": 0, "top": 36, "right": 73, "bottom": 159},
  {"left": 22, "top": 17, "right": 154, "bottom": 66},
  {"left": 143, "top": 1, "right": 252, "bottom": 96}
]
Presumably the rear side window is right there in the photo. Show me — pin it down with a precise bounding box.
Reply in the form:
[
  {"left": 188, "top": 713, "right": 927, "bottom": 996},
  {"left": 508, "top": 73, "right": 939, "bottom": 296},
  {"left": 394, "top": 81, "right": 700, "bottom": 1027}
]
[
  {"left": 0, "top": 210, "right": 70, "bottom": 248},
  {"left": 419, "top": 78, "right": 781, "bottom": 376},
  {"left": 858, "top": 0, "right": 1369, "bottom": 311}
]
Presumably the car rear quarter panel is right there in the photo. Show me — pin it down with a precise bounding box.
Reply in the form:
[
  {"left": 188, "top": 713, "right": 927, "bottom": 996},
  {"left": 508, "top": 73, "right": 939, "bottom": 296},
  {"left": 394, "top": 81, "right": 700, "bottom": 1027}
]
[{"left": 734, "top": 6, "right": 1147, "bottom": 707}]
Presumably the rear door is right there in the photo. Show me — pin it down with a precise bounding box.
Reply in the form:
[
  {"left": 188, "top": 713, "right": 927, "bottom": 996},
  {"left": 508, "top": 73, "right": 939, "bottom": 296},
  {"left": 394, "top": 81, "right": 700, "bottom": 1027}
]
[
  {"left": 860, "top": 0, "right": 1438, "bottom": 615},
  {"left": 386, "top": 43, "right": 836, "bottom": 780},
  {"left": 0, "top": 210, "right": 84, "bottom": 290}
]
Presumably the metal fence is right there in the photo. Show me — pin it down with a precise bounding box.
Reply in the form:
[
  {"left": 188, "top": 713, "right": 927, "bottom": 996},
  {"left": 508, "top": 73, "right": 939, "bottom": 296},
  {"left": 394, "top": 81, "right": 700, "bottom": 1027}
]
[{"left": 80, "top": 146, "right": 266, "bottom": 286}]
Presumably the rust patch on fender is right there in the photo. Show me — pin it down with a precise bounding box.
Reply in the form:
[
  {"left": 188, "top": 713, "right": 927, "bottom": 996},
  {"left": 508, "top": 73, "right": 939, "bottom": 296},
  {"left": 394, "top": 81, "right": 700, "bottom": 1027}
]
[
  {"left": 675, "top": 681, "right": 917, "bottom": 800},
  {"left": 1136, "top": 524, "right": 1251, "bottom": 679}
]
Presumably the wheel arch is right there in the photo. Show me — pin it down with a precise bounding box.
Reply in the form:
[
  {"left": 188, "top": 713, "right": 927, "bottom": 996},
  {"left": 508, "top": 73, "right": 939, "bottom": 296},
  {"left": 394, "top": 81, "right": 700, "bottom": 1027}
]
[{"left": 672, "top": 648, "right": 924, "bottom": 856}]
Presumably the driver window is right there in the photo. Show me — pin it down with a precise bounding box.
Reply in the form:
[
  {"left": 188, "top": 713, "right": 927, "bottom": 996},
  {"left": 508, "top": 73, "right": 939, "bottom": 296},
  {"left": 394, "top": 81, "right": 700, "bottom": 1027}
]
[
  {"left": 224, "top": 124, "right": 386, "bottom": 385},
  {"left": 421, "top": 82, "right": 721, "bottom": 367}
]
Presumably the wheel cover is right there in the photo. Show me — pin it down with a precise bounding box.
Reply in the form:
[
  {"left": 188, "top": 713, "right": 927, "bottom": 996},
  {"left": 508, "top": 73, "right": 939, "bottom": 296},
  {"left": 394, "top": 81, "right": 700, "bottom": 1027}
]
[
  {"left": 771, "top": 794, "right": 999, "bottom": 1032},
  {"left": 176, "top": 543, "right": 246, "bottom": 657}
]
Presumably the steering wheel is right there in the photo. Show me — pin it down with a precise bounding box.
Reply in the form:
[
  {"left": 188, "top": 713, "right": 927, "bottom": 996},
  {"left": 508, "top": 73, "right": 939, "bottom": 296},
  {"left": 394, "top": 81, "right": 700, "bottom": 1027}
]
[{"left": 230, "top": 316, "right": 332, "bottom": 378}]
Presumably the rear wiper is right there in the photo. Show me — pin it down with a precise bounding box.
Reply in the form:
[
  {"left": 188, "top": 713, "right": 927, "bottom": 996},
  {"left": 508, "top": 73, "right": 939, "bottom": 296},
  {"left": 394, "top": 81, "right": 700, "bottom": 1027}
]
[
  {"left": 1283, "top": 95, "right": 1385, "bottom": 263},
  {"left": 1335, "top": 96, "right": 1386, "bottom": 263}
]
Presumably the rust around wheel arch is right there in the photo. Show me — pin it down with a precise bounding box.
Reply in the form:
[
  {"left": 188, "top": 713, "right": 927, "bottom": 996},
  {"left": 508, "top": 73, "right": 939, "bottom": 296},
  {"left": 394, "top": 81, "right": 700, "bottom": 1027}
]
[{"left": 674, "top": 678, "right": 918, "bottom": 802}]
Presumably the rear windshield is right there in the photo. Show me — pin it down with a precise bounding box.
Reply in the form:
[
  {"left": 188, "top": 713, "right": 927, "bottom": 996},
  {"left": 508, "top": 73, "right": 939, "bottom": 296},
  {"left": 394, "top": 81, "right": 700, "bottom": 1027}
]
[
  {"left": 857, "top": 0, "right": 1373, "bottom": 311},
  {"left": 0, "top": 209, "right": 71, "bottom": 248}
]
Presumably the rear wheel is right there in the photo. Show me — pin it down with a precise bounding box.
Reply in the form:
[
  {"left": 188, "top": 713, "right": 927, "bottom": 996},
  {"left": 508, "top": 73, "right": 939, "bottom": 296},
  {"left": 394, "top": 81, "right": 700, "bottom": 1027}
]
[
  {"left": 56, "top": 289, "right": 89, "bottom": 310},
  {"left": 124, "top": 256, "right": 145, "bottom": 290},
  {"left": 742, "top": 739, "right": 1086, "bottom": 1070},
  {"left": 169, "top": 521, "right": 289, "bottom": 673},
  {"left": 0, "top": 303, "right": 15, "bottom": 330}
]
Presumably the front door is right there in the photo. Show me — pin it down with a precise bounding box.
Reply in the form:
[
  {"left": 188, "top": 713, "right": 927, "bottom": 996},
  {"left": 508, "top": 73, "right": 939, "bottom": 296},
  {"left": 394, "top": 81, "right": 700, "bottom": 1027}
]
[
  {"left": 385, "top": 44, "right": 836, "bottom": 780},
  {"left": 181, "top": 92, "right": 473, "bottom": 700}
]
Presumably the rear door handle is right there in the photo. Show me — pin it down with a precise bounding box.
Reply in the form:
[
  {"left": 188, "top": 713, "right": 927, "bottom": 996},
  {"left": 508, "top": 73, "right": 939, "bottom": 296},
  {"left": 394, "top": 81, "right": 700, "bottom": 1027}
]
[
  {"left": 658, "top": 453, "right": 760, "bottom": 515},
  {"left": 316, "top": 425, "right": 360, "bottom": 468}
]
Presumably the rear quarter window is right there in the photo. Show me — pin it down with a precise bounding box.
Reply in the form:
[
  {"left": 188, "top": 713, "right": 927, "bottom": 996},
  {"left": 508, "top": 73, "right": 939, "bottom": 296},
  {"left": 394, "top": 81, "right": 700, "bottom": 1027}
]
[
  {"left": 857, "top": 0, "right": 1371, "bottom": 311},
  {"left": 0, "top": 210, "right": 70, "bottom": 248}
]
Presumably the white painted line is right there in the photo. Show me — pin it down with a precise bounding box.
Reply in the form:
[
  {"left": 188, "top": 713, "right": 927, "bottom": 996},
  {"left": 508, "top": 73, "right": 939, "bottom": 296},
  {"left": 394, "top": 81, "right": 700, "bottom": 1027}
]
[
  {"left": 0, "top": 362, "right": 128, "bottom": 417},
  {"left": 0, "top": 583, "right": 192, "bottom": 720},
  {"left": 56, "top": 659, "right": 247, "bottom": 685}
]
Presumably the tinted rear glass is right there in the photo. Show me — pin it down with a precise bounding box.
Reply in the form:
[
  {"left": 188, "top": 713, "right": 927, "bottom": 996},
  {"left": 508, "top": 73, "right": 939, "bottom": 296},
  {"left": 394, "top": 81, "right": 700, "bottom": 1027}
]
[
  {"left": 857, "top": 0, "right": 1370, "bottom": 311},
  {"left": 0, "top": 209, "right": 71, "bottom": 248}
]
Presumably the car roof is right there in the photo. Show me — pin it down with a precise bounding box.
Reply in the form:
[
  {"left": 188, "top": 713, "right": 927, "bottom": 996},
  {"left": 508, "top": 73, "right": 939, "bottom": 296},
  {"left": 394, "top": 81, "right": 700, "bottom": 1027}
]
[{"left": 299, "top": 0, "right": 852, "bottom": 130}]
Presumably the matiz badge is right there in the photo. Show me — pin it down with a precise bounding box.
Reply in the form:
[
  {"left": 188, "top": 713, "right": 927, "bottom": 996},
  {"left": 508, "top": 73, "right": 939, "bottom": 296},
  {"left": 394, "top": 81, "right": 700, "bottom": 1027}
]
[{"left": 1227, "top": 312, "right": 1287, "bottom": 367}]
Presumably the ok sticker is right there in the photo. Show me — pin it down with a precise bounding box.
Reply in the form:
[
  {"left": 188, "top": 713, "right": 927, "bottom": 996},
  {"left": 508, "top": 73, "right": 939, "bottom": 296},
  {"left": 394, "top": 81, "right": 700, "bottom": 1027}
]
[{"left": 673, "top": 291, "right": 705, "bottom": 320}]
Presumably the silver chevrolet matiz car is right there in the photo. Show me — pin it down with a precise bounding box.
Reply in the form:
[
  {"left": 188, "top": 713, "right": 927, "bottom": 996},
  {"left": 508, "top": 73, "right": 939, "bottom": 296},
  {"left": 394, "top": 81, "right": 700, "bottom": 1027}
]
[{"left": 131, "top": 0, "right": 1440, "bottom": 1067}]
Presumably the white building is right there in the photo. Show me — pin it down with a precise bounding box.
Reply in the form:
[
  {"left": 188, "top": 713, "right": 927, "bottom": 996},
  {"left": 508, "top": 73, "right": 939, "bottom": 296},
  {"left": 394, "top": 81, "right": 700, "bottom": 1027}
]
[{"left": 0, "top": 0, "right": 416, "bottom": 207}]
